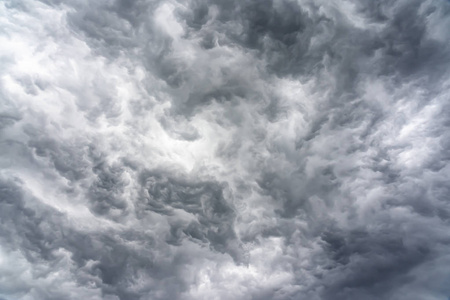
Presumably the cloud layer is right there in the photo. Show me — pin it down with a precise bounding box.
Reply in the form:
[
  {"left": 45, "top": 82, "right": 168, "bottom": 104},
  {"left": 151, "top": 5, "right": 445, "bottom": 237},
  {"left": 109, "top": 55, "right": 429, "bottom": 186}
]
[{"left": 1, "top": 0, "right": 450, "bottom": 299}]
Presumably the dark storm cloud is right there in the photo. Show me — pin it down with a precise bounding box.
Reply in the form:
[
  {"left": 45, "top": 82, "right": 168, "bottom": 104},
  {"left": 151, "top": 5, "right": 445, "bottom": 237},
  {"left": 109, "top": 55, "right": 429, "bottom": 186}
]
[
  {"left": 1, "top": 0, "right": 450, "bottom": 299},
  {"left": 137, "top": 169, "right": 246, "bottom": 263},
  {"left": 0, "top": 175, "right": 182, "bottom": 299}
]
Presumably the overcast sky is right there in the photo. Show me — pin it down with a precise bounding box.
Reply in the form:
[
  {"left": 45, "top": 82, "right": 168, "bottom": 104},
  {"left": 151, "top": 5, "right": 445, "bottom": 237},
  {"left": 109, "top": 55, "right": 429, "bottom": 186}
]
[{"left": 1, "top": 0, "right": 450, "bottom": 299}]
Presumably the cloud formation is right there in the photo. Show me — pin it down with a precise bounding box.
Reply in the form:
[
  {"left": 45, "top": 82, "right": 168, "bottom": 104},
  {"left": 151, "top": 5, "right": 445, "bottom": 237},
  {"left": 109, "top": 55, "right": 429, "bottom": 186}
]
[{"left": 1, "top": 0, "right": 450, "bottom": 299}]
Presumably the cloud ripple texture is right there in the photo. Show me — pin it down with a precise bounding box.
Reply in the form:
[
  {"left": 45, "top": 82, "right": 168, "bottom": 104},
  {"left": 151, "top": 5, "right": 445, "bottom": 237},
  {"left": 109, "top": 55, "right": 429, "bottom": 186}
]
[{"left": 1, "top": 0, "right": 450, "bottom": 299}]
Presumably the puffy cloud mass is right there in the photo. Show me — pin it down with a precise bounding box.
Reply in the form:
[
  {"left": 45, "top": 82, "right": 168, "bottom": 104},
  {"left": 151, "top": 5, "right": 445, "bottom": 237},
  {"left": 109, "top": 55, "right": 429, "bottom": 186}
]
[{"left": 1, "top": 0, "right": 450, "bottom": 299}]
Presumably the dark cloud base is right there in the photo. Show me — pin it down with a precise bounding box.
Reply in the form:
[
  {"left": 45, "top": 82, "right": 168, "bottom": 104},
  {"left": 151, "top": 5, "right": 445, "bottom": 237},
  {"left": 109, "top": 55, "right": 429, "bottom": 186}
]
[{"left": 1, "top": 0, "right": 450, "bottom": 299}]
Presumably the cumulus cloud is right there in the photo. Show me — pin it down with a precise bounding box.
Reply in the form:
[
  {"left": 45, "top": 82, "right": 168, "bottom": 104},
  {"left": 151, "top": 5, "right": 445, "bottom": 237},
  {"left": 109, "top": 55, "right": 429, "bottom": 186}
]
[{"left": 1, "top": 0, "right": 450, "bottom": 299}]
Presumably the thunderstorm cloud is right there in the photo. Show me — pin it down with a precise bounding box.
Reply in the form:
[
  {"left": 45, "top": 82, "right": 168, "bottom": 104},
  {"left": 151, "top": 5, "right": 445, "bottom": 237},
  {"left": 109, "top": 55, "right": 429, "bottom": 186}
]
[{"left": 1, "top": 0, "right": 450, "bottom": 299}]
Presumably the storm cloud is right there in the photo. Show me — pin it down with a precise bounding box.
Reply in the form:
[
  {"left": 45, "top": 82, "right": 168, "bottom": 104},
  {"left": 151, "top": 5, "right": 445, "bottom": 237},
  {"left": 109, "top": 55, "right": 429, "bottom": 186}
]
[{"left": 1, "top": 0, "right": 450, "bottom": 299}]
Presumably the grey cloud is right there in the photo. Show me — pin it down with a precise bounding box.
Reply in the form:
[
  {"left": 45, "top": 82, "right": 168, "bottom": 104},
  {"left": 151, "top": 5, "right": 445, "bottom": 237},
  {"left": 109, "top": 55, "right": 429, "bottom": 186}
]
[
  {"left": 1, "top": 0, "right": 450, "bottom": 299},
  {"left": 137, "top": 169, "right": 246, "bottom": 262},
  {"left": 0, "top": 174, "right": 222, "bottom": 299}
]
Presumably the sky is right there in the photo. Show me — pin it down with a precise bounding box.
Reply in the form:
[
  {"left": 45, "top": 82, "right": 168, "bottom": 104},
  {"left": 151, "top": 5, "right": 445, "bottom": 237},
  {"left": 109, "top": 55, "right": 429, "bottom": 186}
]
[{"left": 1, "top": 0, "right": 450, "bottom": 299}]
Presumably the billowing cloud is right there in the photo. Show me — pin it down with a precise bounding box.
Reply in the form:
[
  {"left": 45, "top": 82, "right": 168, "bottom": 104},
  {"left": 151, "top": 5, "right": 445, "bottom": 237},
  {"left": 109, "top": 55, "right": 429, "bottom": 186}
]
[{"left": 1, "top": 0, "right": 450, "bottom": 299}]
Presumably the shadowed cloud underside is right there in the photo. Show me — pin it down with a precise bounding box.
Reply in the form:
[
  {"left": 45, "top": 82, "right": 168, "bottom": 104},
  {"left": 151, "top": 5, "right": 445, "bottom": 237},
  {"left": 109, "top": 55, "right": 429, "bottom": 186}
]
[{"left": 1, "top": 0, "right": 450, "bottom": 299}]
